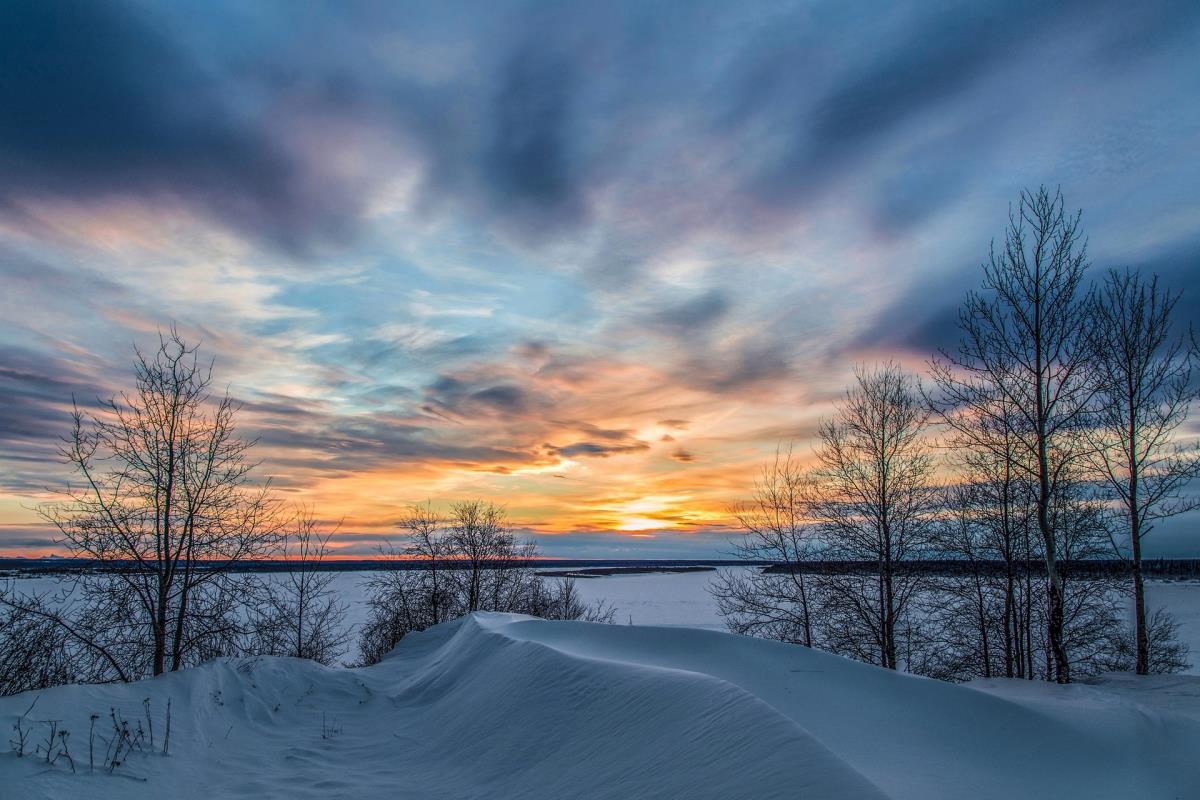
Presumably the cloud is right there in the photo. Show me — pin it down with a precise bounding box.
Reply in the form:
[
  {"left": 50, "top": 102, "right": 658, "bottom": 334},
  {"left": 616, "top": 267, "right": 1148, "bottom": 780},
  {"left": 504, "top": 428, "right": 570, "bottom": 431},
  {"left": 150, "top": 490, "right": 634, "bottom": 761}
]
[
  {"left": 0, "top": 524, "right": 62, "bottom": 554},
  {"left": 3, "top": 0, "right": 1200, "bottom": 554},
  {"left": 250, "top": 408, "right": 544, "bottom": 477},
  {"left": 422, "top": 374, "right": 544, "bottom": 419},
  {"left": 1104, "top": 236, "right": 1200, "bottom": 332},
  {"left": 480, "top": 47, "right": 586, "bottom": 232},
  {"left": 0, "top": 0, "right": 372, "bottom": 254},
  {"left": 4, "top": 0, "right": 1194, "bottom": 259},
  {"left": 676, "top": 337, "right": 795, "bottom": 394},
  {"left": 0, "top": 343, "right": 110, "bottom": 491},
  {"left": 646, "top": 290, "right": 733, "bottom": 336},
  {"left": 550, "top": 439, "right": 650, "bottom": 459},
  {"left": 846, "top": 272, "right": 974, "bottom": 357}
]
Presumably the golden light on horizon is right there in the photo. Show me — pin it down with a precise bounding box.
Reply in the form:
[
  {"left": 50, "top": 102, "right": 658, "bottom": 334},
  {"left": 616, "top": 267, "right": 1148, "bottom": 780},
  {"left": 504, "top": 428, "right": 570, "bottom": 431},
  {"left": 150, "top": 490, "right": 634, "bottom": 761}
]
[{"left": 614, "top": 516, "right": 673, "bottom": 532}]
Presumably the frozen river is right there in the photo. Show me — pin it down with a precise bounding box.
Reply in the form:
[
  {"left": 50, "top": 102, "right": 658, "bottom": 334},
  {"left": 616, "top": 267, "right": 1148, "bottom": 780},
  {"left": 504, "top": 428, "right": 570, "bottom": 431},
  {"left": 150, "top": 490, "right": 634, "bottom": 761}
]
[{"left": 8, "top": 568, "right": 1200, "bottom": 673}]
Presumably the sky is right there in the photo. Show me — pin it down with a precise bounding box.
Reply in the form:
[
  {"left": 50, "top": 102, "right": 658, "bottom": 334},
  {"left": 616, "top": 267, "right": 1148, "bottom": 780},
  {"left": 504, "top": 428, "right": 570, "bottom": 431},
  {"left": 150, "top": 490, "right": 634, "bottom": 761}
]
[{"left": 1, "top": 0, "right": 1198, "bottom": 558}]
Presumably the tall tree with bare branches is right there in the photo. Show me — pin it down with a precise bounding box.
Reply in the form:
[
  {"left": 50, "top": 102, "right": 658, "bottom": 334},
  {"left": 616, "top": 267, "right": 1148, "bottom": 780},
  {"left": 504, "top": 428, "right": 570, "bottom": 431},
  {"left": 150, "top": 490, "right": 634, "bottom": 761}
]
[
  {"left": 1088, "top": 268, "right": 1199, "bottom": 674},
  {"left": 31, "top": 330, "right": 283, "bottom": 678},
  {"left": 929, "top": 187, "right": 1095, "bottom": 683},
  {"left": 808, "top": 362, "right": 937, "bottom": 670},
  {"left": 711, "top": 445, "right": 824, "bottom": 646}
]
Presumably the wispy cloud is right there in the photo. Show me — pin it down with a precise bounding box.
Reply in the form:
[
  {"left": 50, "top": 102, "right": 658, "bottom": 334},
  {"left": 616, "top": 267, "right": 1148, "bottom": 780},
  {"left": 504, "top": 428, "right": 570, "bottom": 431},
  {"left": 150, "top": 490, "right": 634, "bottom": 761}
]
[{"left": 1, "top": 0, "right": 1198, "bottom": 556}]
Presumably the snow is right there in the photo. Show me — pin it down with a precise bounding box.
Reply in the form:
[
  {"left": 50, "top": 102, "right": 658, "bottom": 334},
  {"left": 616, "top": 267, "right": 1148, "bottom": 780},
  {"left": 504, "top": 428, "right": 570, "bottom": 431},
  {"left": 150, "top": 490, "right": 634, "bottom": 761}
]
[
  {"left": 562, "top": 568, "right": 728, "bottom": 629},
  {"left": 4, "top": 612, "right": 1200, "bottom": 799},
  {"left": 1144, "top": 581, "right": 1200, "bottom": 674}
]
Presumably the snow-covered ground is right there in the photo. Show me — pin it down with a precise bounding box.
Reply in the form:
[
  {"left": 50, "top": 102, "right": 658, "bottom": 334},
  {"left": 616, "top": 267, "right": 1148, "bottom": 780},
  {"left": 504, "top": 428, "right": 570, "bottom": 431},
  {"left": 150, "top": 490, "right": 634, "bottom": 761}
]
[
  {"left": 561, "top": 567, "right": 728, "bottom": 629},
  {"left": 1143, "top": 580, "right": 1200, "bottom": 674},
  {"left": 3, "top": 611, "right": 1199, "bottom": 799}
]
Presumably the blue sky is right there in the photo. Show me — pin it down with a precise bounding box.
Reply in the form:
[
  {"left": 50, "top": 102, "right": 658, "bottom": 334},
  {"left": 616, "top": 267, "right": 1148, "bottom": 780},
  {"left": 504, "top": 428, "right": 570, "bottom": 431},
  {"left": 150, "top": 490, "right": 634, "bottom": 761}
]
[{"left": 1, "top": 0, "right": 1198, "bottom": 557}]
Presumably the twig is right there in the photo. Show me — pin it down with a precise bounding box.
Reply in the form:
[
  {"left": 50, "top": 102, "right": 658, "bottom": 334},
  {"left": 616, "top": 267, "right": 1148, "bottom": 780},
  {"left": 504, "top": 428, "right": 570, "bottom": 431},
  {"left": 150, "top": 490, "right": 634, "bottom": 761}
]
[
  {"left": 162, "top": 698, "right": 171, "bottom": 756},
  {"left": 143, "top": 697, "right": 154, "bottom": 749}
]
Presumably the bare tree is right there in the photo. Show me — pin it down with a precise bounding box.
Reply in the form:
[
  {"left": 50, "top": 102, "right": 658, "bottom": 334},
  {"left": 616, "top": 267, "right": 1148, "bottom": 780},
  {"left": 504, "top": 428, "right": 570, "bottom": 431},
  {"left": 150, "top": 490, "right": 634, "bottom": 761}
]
[
  {"left": 711, "top": 446, "right": 825, "bottom": 646},
  {"left": 249, "top": 509, "right": 350, "bottom": 665},
  {"left": 401, "top": 503, "right": 456, "bottom": 626},
  {"left": 1046, "top": 470, "right": 1121, "bottom": 678},
  {"left": 358, "top": 566, "right": 442, "bottom": 666},
  {"left": 446, "top": 500, "right": 535, "bottom": 614},
  {"left": 929, "top": 187, "right": 1096, "bottom": 683},
  {"left": 923, "top": 465, "right": 1139, "bottom": 682},
  {"left": 808, "top": 362, "right": 937, "bottom": 670},
  {"left": 0, "top": 584, "right": 107, "bottom": 695},
  {"left": 1088, "top": 268, "right": 1199, "bottom": 674},
  {"left": 27, "top": 330, "right": 283, "bottom": 679},
  {"left": 525, "top": 577, "right": 617, "bottom": 624},
  {"left": 926, "top": 480, "right": 1006, "bottom": 681},
  {"left": 938, "top": 395, "right": 1043, "bottom": 680},
  {"left": 0, "top": 578, "right": 137, "bottom": 689},
  {"left": 356, "top": 503, "right": 458, "bottom": 664},
  {"left": 358, "top": 500, "right": 612, "bottom": 665},
  {"left": 1108, "top": 607, "right": 1191, "bottom": 675}
]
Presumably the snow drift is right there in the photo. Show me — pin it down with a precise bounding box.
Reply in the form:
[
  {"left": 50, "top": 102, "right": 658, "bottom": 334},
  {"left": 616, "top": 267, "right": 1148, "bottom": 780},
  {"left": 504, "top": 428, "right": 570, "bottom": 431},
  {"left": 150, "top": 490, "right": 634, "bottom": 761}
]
[{"left": 3, "top": 613, "right": 1199, "bottom": 799}]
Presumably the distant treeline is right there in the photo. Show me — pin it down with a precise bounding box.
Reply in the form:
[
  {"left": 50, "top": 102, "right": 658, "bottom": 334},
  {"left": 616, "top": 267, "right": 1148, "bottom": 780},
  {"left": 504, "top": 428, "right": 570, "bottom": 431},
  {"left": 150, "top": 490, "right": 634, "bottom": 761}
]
[
  {"left": 7, "top": 557, "right": 1199, "bottom": 579},
  {"left": 534, "top": 566, "right": 718, "bottom": 578},
  {"left": 764, "top": 559, "right": 1200, "bottom": 579},
  {"left": 0, "top": 558, "right": 767, "bottom": 576}
]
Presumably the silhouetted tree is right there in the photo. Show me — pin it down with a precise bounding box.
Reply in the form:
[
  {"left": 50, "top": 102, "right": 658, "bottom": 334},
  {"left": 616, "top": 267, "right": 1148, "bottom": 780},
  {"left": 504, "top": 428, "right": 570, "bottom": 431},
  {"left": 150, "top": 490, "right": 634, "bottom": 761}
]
[
  {"left": 0, "top": 585, "right": 111, "bottom": 695},
  {"left": 1087, "top": 268, "right": 1199, "bottom": 674},
  {"left": 807, "top": 362, "right": 937, "bottom": 670},
  {"left": 357, "top": 500, "right": 612, "bottom": 664},
  {"left": 249, "top": 509, "right": 350, "bottom": 665},
  {"left": 12, "top": 331, "right": 283, "bottom": 680},
  {"left": 930, "top": 187, "right": 1096, "bottom": 683},
  {"left": 447, "top": 500, "right": 537, "bottom": 614},
  {"left": 711, "top": 446, "right": 826, "bottom": 646}
]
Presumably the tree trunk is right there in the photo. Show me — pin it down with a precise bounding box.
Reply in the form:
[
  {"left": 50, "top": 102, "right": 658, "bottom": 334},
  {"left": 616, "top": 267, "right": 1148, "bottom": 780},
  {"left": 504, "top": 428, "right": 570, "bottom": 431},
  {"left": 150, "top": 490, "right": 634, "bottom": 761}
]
[
  {"left": 1128, "top": 413, "right": 1149, "bottom": 675},
  {"left": 797, "top": 573, "right": 813, "bottom": 648},
  {"left": 1045, "top": 568, "right": 1069, "bottom": 683},
  {"left": 1132, "top": 525, "right": 1148, "bottom": 675},
  {"left": 1003, "top": 565, "right": 1015, "bottom": 678},
  {"left": 882, "top": 531, "right": 897, "bottom": 670},
  {"left": 1025, "top": 572, "right": 1035, "bottom": 680},
  {"left": 976, "top": 575, "right": 991, "bottom": 678},
  {"left": 1036, "top": 404, "right": 1070, "bottom": 683},
  {"left": 154, "top": 568, "right": 169, "bottom": 676}
]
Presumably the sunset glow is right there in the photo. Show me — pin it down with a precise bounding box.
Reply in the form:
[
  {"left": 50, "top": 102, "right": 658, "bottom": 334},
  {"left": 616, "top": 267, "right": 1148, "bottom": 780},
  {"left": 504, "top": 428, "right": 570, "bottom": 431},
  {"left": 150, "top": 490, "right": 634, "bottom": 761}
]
[{"left": 2, "top": 1, "right": 1198, "bottom": 558}]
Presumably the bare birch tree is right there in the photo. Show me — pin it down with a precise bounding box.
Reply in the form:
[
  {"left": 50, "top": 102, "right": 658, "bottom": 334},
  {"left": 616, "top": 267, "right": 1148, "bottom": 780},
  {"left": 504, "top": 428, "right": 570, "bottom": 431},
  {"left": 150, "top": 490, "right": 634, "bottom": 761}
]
[
  {"left": 400, "top": 503, "right": 456, "bottom": 626},
  {"left": 1087, "top": 268, "right": 1199, "bottom": 674},
  {"left": 925, "top": 480, "right": 1007, "bottom": 681},
  {"left": 933, "top": 391, "right": 1043, "bottom": 679},
  {"left": 929, "top": 186, "right": 1096, "bottom": 683}
]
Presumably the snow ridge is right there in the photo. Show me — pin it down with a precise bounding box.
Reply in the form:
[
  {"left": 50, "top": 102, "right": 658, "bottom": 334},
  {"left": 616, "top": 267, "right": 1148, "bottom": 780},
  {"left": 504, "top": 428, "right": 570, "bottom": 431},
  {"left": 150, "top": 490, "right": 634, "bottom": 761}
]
[{"left": 3, "top": 613, "right": 1199, "bottom": 799}]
